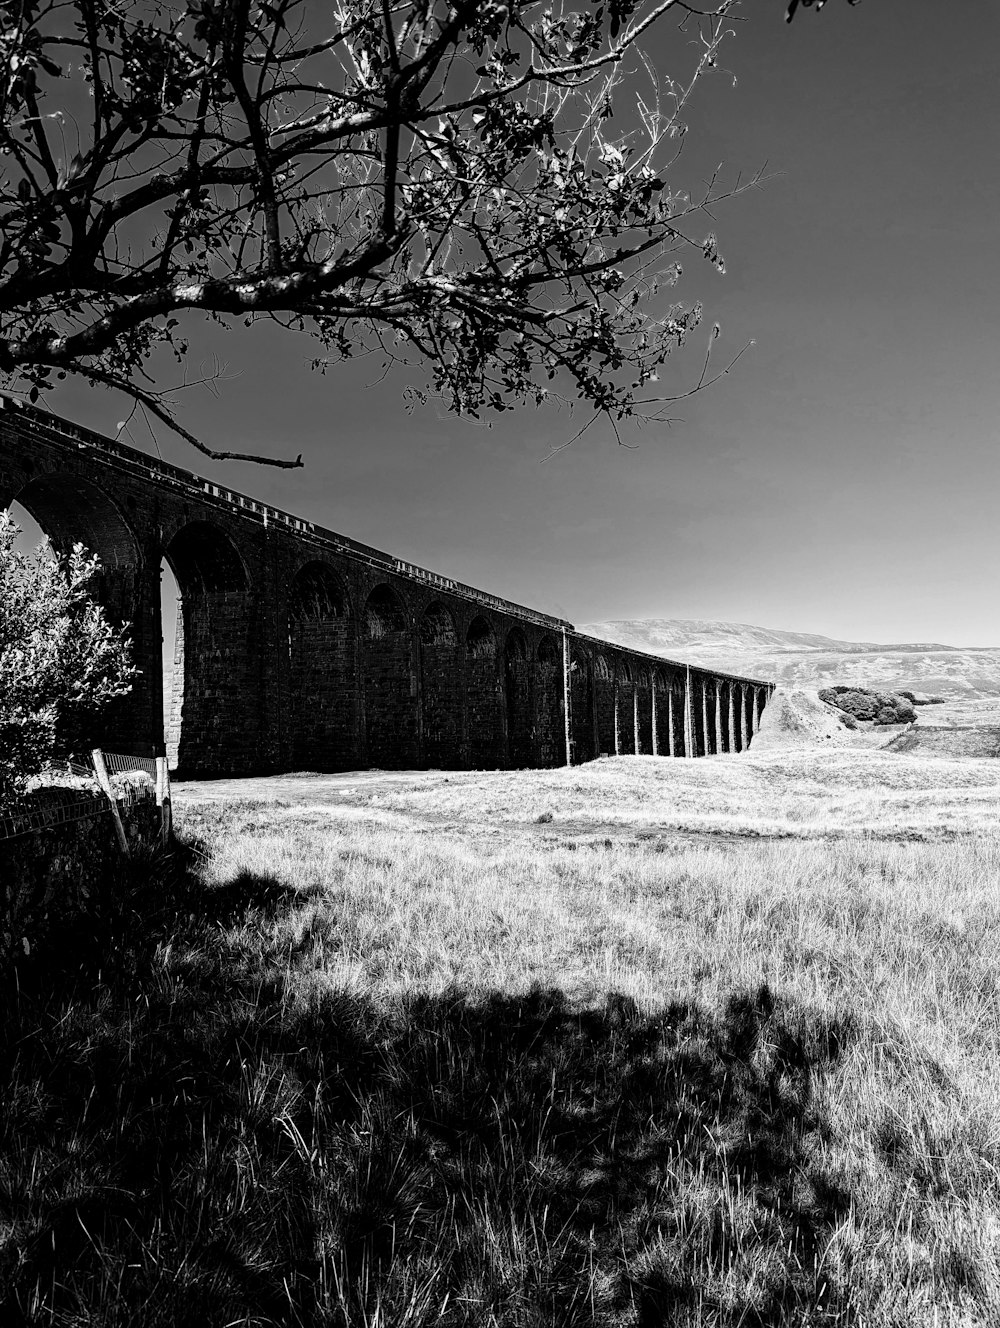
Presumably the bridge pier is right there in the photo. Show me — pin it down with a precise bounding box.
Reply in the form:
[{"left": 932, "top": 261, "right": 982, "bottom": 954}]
[{"left": 700, "top": 680, "right": 711, "bottom": 756}]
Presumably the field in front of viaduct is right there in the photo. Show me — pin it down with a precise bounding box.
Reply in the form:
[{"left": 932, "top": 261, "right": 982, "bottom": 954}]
[{"left": 0, "top": 397, "right": 771, "bottom": 777}]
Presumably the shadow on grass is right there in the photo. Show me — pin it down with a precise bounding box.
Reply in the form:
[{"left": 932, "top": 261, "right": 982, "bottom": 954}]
[{"left": 0, "top": 843, "right": 857, "bottom": 1327}]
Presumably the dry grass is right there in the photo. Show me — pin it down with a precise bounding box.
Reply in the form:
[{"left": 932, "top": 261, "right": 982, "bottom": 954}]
[
  {"left": 4, "top": 750, "right": 1000, "bottom": 1324},
  {"left": 178, "top": 748, "right": 1000, "bottom": 839}
]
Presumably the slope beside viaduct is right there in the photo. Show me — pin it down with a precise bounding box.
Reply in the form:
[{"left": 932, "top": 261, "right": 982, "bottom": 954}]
[{"left": 0, "top": 397, "right": 773, "bottom": 776}]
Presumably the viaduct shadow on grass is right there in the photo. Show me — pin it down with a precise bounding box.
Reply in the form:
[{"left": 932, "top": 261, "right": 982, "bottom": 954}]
[{"left": 0, "top": 844, "right": 857, "bottom": 1327}]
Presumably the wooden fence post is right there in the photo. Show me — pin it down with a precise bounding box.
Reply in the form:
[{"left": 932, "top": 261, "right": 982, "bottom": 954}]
[
  {"left": 155, "top": 756, "right": 172, "bottom": 847},
  {"left": 91, "top": 748, "right": 129, "bottom": 857}
]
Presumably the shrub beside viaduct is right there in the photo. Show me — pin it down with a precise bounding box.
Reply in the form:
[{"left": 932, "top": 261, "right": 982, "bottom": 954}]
[{"left": 0, "top": 397, "right": 773, "bottom": 777}]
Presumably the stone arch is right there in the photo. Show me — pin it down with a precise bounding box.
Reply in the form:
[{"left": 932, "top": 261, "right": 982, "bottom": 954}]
[
  {"left": 9, "top": 471, "right": 150, "bottom": 755},
  {"left": 594, "top": 654, "right": 615, "bottom": 756},
  {"left": 363, "top": 583, "right": 415, "bottom": 767},
  {"left": 505, "top": 627, "right": 528, "bottom": 660},
  {"left": 164, "top": 521, "right": 254, "bottom": 774},
  {"left": 466, "top": 614, "right": 502, "bottom": 767},
  {"left": 653, "top": 669, "right": 672, "bottom": 757},
  {"left": 742, "top": 681, "right": 756, "bottom": 751},
  {"left": 505, "top": 627, "right": 533, "bottom": 768},
  {"left": 420, "top": 600, "right": 458, "bottom": 648},
  {"left": 669, "top": 671, "right": 688, "bottom": 757},
  {"left": 534, "top": 634, "right": 562, "bottom": 766},
  {"left": 289, "top": 561, "right": 350, "bottom": 622},
  {"left": 615, "top": 658, "right": 636, "bottom": 755},
  {"left": 709, "top": 678, "right": 725, "bottom": 755},
  {"left": 166, "top": 520, "right": 248, "bottom": 594},
  {"left": 755, "top": 684, "right": 769, "bottom": 735},
  {"left": 419, "top": 601, "right": 461, "bottom": 768},
  {"left": 11, "top": 471, "right": 140, "bottom": 569},
  {"left": 569, "top": 649, "right": 596, "bottom": 765},
  {"left": 466, "top": 614, "right": 497, "bottom": 659},
  {"left": 634, "top": 666, "right": 653, "bottom": 755},
  {"left": 721, "top": 679, "right": 736, "bottom": 753},
  {"left": 365, "top": 583, "right": 408, "bottom": 639},
  {"left": 287, "top": 561, "right": 357, "bottom": 771},
  {"left": 690, "top": 672, "right": 708, "bottom": 758}
]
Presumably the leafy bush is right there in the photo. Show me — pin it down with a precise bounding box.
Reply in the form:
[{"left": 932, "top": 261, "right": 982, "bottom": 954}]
[
  {"left": 0, "top": 514, "right": 136, "bottom": 808},
  {"left": 818, "top": 686, "right": 916, "bottom": 726}
]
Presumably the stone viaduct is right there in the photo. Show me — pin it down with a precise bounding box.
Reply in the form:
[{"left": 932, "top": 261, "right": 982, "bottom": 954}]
[{"left": 0, "top": 397, "right": 773, "bottom": 777}]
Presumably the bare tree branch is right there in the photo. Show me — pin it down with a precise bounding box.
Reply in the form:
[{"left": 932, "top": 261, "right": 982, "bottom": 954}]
[{"left": 0, "top": 0, "right": 765, "bottom": 463}]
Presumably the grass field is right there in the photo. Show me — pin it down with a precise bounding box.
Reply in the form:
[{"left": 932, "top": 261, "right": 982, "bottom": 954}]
[{"left": 3, "top": 749, "right": 1000, "bottom": 1325}]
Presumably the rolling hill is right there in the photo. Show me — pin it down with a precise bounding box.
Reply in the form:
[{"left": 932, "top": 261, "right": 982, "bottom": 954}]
[{"left": 577, "top": 619, "right": 1000, "bottom": 699}]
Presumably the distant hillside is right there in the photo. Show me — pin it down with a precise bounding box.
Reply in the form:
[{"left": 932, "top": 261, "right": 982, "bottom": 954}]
[{"left": 578, "top": 619, "right": 1000, "bottom": 699}]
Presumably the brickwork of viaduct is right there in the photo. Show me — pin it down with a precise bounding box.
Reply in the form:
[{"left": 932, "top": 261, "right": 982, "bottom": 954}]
[{"left": 0, "top": 397, "right": 774, "bottom": 777}]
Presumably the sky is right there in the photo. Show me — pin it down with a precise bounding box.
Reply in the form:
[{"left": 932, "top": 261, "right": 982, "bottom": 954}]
[{"left": 13, "top": 0, "right": 1000, "bottom": 646}]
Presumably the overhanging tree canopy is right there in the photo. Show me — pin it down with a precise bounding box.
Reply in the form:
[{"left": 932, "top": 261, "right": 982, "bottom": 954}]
[{"left": 1, "top": 0, "right": 760, "bottom": 465}]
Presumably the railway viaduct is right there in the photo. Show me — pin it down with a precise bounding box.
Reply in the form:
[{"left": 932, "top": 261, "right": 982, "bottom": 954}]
[{"left": 0, "top": 397, "right": 773, "bottom": 777}]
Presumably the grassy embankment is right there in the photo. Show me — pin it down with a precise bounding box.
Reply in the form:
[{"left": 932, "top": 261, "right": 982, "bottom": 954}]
[{"left": 3, "top": 750, "right": 1000, "bottom": 1325}]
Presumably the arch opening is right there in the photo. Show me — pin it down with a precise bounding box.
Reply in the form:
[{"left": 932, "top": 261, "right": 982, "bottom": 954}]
[
  {"left": 167, "top": 521, "right": 247, "bottom": 595},
  {"left": 419, "top": 602, "right": 460, "bottom": 768},
  {"left": 594, "top": 654, "right": 614, "bottom": 757},
  {"left": 616, "top": 659, "right": 636, "bottom": 755},
  {"left": 653, "top": 670, "right": 672, "bottom": 758},
  {"left": 504, "top": 628, "right": 532, "bottom": 768},
  {"left": 504, "top": 627, "right": 528, "bottom": 661},
  {"left": 467, "top": 615, "right": 497, "bottom": 659},
  {"left": 420, "top": 601, "right": 458, "bottom": 648},
  {"left": 364, "top": 584, "right": 415, "bottom": 768},
  {"left": 6, "top": 500, "right": 52, "bottom": 561},
  {"left": 532, "top": 634, "right": 561, "bottom": 766},
  {"left": 12, "top": 473, "right": 139, "bottom": 570},
  {"left": 290, "top": 561, "right": 348, "bottom": 623},
  {"left": 634, "top": 667, "right": 652, "bottom": 755},
  {"left": 288, "top": 562, "right": 355, "bottom": 772},
  {"left": 466, "top": 615, "right": 501, "bottom": 767},
  {"left": 569, "top": 650, "right": 595, "bottom": 765},
  {"left": 7, "top": 478, "right": 149, "bottom": 756},
  {"left": 366, "top": 584, "right": 407, "bottom": 640},
  {"left": 537, "top": 636, "right": 558, "bottom": 665}
]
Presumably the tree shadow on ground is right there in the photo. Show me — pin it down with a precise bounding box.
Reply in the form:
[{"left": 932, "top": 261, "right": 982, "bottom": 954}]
[{"left": 0, "top": 843, "right": 858, "bottom": 1327}]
